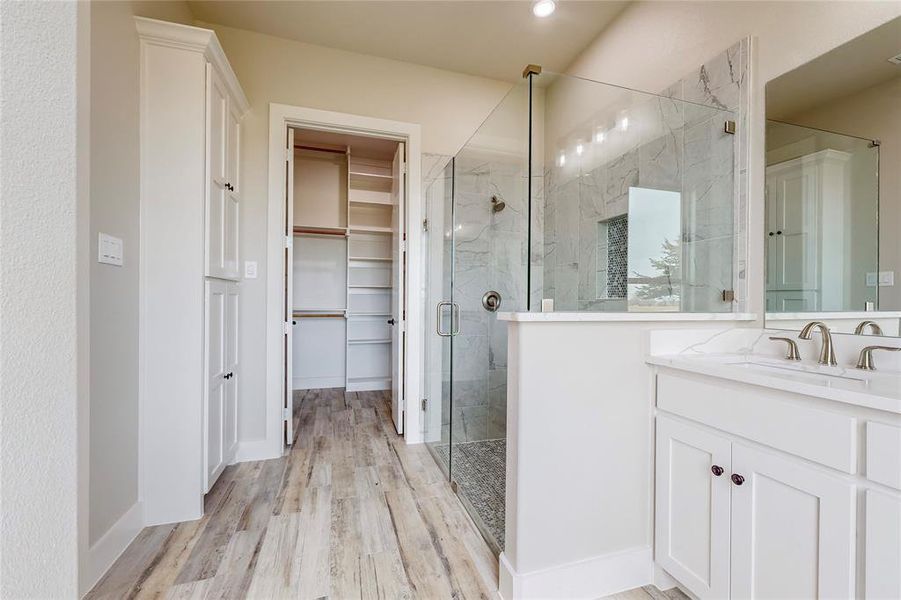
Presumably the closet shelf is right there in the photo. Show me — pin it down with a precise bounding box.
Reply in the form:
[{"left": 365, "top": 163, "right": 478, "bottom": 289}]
[
  {"left": 349, "top": 198, "right": 393, "bottom": 207},
  {"left": 348, "top": 339, "right": 391, "bottom": 345},
  {"left": 349, "top": 171, "right": 392, "bottom": 180},
  {"left": 346, "top": 376, "right": 392, "bottom": 392},
  {"left": 348, "top": 256, "right": 393, "bottom": 262},
  {"left": 349, "top": 226, "right": 392, "bottom": 235},
  {"left": 348, "top": 312, "right": 392, "bottom": 317},
  {"left": 348, "top": 284, "right": 392, "bottom": 289}
]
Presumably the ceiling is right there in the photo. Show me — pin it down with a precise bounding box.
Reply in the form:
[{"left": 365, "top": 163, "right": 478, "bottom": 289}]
[
  {"left": 186, "top": 0, "right": 630, "bottom": 82},
  {"left": 767, "top": 16, "right": 901, "bottom": 119}
]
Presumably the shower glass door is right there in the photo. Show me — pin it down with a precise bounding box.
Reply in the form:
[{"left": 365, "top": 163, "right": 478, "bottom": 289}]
[{"left": 424, "top": 81, "right": 530, "bottom": 554}]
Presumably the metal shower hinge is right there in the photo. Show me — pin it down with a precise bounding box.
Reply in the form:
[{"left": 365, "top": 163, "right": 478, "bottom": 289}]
[
  {"left": 722, "top": 289, "right": 736, "bottom": 302},
  {"left": 724, "top": 120, "right": 736, "bottom": 135},
  {"left": 522, "top": 64, "right": 542, "bottom": 78}
]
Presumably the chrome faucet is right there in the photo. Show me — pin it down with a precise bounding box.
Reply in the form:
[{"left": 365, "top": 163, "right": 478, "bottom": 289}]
[
  {"left": 854, "top": 320, "right": 884, "bottom": 336},
  {"left": 798, "top": 321, "right": 837, "bottom": 366}
]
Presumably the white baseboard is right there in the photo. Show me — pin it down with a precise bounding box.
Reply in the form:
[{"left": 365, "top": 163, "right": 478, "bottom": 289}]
[
  {"left": 81, "top": 501, "right": 144, "bottom": 596},
  {"left": 234, "top": 437, "right": 282, "bottom": 463},
  {"left": 499, "top": 546, "right": 652, "bottom": 600},
  {"left": 293, "top": 375, "right": 344, "bottom": 390}
]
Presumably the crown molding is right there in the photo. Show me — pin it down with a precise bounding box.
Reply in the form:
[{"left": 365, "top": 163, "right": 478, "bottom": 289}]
[{"left": 135, "top": 17, "right": 249, "bottom": 116}]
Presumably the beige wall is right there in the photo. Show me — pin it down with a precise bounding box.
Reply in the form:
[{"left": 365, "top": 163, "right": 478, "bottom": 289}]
[
  {"left": 88, "top": 0, "right": 192, "bottom": 548},
  {"left": 786, "top": 77, "right": 901, "bottom": 309},
  {"left": 203, "top": 23, "right": 511, "bottom": 440},
  {"left": 564, "top": 0, "right": 901, "bottom": 321}
]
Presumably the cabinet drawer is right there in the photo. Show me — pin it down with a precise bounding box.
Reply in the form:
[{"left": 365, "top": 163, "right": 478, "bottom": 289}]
[
  {"left": 657, "top": 371, "right": 857, "bottom": 473},
  {"left": 867, "top": 421, "right": 901, "bottom": 490}
]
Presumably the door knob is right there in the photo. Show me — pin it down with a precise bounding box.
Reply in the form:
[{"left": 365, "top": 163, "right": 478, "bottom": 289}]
[
  {"left": 731, "top": 473, "right": 745, "bottom": 486},
  {"left": 711, "top": 465, "right": 724, "bottom": 477}
]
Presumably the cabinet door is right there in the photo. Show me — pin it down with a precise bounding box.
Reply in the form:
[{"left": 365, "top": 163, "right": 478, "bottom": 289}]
[
  {"left": 865, "top": 489, "right": 901, "bottom": 599},
  {"left": 731, "top": 444, "right": 855, "bottom": 599},
  {"left": 223, "top": 282, "right": 239, "bottom": 464},
  {"left": 204, "top": 280, "right": 227, "bottom": 492},
  {"left": 206, "top": 64, "right": 229, "bottom": 279},
  {"left": 223, "top": 104, "right": 241, "bottom": 279},
  {"left": 656, "top": 416, "right": 732, "bottom": 599}
]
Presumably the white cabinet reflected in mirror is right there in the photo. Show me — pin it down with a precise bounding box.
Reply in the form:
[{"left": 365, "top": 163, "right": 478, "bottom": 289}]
[{"left": 764, "top": 16, "right": 901, "bottom": 337}]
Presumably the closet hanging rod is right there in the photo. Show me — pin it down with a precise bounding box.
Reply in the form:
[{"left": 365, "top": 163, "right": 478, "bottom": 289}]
[
  {"left": 292, "top": 312, "right": 346, "bottom": 319},
  {"left": 292, "top": 225, "right": 347, "bottom": 237},
  {"left": 294, "top": 144, "right": 348, "bottom": 155}
]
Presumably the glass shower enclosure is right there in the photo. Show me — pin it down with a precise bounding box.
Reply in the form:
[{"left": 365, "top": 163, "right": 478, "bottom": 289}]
[{"left": 421, "top": 69, "right": 737, "bottom": 553}]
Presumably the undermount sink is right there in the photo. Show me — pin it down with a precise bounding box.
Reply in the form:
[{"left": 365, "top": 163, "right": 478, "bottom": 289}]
[{"left": 726, "top": 357, "right": 872, "bottom": 382}]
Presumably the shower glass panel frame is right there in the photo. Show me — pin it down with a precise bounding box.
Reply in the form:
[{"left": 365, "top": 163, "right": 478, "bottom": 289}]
[{"left": 422, "top": 70, "right": 738, "bottom": 555}]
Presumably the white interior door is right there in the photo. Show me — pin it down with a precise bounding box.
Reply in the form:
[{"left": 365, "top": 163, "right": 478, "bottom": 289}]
[
  {"left": 284, "top": 128, "right": 295, "bottom": 445},
  {"left": 390, "top": 143, "right": 406, "bottom": 434},
  {"left": 730, "top": 443, "right": 855, "bottom": 599},
  {"left": 655, "top": 415, "right": 731, "bottom": 599},
  {"left": 204, "top": 280, "right": 227, "bottom": 491}
]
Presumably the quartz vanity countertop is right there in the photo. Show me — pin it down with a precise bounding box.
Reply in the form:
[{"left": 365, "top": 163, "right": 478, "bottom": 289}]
[
  {"left": 497, "top": 312, "right": 757, "bottom": 323},
  {"left": 648, "top": 353, "right": 901, "bottom": 414}
]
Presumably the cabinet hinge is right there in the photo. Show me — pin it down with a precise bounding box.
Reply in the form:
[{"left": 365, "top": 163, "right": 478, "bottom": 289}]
[
  {"left": 284, "top": 321, "right": 292, "bottom": 335},
  {"left": 285, "top": 235, "right": 293, "bottom": 249}
]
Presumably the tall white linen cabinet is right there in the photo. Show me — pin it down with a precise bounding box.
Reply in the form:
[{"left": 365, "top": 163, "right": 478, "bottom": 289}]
[{"left": 136, "top": 18, "right": 249, "bottom": 525}]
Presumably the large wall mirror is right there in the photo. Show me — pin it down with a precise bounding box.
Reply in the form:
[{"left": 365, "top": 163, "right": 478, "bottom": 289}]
[{"left": 765, "top": 16, "right": 901, "bottom": 336}]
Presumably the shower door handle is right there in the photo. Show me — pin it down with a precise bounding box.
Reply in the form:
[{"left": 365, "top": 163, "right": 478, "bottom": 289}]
[
  {"left": 436, "top": 301, "right": 452, "bottom": 337},
  {"left": 436, "top": 301, "right": 461, "bottom": 337}
]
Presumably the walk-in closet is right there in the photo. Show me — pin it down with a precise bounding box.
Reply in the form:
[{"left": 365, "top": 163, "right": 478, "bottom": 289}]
[{"left": 286, "top": 128, "right": 406, "bottom": 437}]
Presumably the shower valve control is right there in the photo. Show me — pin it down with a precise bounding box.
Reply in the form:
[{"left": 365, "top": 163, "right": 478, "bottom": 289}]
[{"left": 482, "top": 291, "right": 502, "bottom": 312}]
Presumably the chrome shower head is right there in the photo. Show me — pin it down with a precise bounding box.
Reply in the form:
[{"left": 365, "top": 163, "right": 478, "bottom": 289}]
[{"left": 491, "top": 195, "right": 506, "bottom": 213}]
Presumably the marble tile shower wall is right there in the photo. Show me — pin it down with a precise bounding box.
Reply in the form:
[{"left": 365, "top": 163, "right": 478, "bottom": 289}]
[
  {"left": 450, "top": 152, "right": 535, "bottom": 443},
  {"left": 543, "top": 39, "right": 749, "bottom": 313}
]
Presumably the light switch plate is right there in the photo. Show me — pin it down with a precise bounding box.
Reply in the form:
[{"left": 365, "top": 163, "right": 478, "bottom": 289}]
[
  {"left": 98, "top": 233, "right": 123, "bottom": 266},
  {"left": 879, "top": 271, "right": 895, "bottom": 286},
  {"left": 244, "top": 261, "right": 258, "bottom": 279}
]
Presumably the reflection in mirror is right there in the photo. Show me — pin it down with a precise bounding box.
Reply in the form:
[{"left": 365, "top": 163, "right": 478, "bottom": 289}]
[{"left": 764, "top": 16, "right": 901, "bottom": 337}]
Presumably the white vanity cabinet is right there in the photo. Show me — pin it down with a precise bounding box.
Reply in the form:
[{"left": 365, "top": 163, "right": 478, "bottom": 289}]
[{"left": 652, "top": 368, "right": 901, "bottom": 600}]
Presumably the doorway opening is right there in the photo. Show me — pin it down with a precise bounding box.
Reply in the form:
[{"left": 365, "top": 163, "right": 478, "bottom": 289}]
[{"left": 283, "top": 126, "right": 407, "bottom": 446}]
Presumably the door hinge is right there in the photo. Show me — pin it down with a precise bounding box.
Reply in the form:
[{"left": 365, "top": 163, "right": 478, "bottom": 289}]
[
  {"left": 724, "top": 120, "right": 736, "bottom": 135},
  {"left": 285, "top": 235, "right": 293, "bottom": 249},
  {"left": 283, "top": 407, "right": 291, "bottom": 420},
  {"left": 401, "top": 162, "right": 408, "bottom": 175},
  {"left": 285, "top": 147, "right": 292, "bottom": 162},
  {"left": 422, "top": 218, "right": 429, "bottom": 232},
  {"left": 284, "top": 321, "right": 292, "bottom": 335},
  {"left": 421, "top": 398, "right": 428, "bottom": 411}
]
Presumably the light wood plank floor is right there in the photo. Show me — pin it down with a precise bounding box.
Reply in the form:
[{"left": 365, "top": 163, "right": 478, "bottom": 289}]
[{"left": 87, "top": 389, "right": 499, "bottom": 600}]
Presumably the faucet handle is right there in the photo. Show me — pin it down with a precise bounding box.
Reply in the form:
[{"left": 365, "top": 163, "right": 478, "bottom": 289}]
[
  {"left": 854, "top": 320, "right": 884, "bottom": 336},
  {"left": 769, "top": 336, "right": 802, "bottom": 361},
  {"left": 856, "top": 345, "right": 901, "bottom": 371}
]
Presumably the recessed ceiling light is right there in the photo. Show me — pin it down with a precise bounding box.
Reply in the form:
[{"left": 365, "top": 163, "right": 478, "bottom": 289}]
[{"left": 533, "top": 0, "right": 556, "bottom": 18}]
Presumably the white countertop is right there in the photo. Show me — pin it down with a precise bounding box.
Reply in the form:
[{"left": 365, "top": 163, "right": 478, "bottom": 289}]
[
  {"left": 497, "top": 312, "right": 758, "bottom": 323},
  {"left": 648, "top": 353, "right": 901, "bottom": 414}
]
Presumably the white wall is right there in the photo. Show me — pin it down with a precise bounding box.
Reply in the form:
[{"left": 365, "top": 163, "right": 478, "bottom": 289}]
[
  {"left": 87, "top": 0, "right": 194, "bottom": 548},
  {"left": 564, "top": 0, "right": 901, "bottom": 322},
  {"left": 203, "top": 23, "right": 512, "bottom": 441},
  {"left": 0, "top": 2, "right": 88, "bottom": 596}
]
